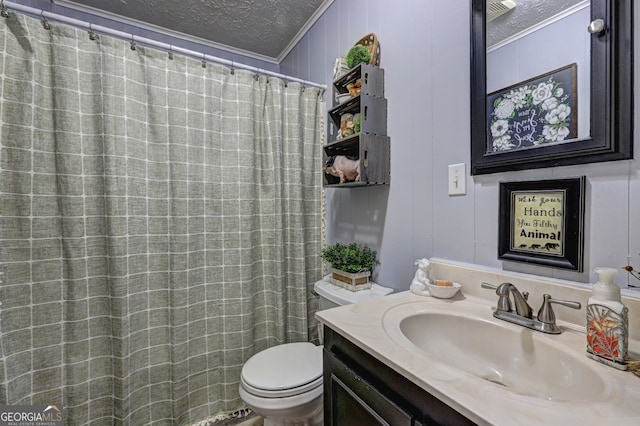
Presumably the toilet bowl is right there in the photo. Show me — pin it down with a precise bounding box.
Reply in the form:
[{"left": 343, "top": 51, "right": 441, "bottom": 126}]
[
  {"left": 239, "top": 277, "right": 393, "bottom": 425},
  {"left": 239, "top": 342, "right": 324, "bottom": 426}
]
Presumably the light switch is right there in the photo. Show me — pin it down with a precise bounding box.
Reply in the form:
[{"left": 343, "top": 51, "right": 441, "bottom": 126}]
[{"left": 448, "top": 163, "right": 466, "bottom": 196}]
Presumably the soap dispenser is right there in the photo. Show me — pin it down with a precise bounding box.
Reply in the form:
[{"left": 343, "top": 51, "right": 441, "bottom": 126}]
[{"left": 586, "top": 267, "right": 628, "bottom": 370}]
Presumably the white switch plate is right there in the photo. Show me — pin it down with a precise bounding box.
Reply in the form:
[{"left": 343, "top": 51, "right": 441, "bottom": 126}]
[{"left": 448, "top": 163, "right": 466, "bottom": 196}]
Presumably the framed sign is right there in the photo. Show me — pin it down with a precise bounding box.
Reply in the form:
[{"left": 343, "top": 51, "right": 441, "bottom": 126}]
[
  {"left": 487, "top": 63, "right": 577, "bottom": 153},
  {"left": 498, "top": 177, "right": 585, "bottom": 271}
]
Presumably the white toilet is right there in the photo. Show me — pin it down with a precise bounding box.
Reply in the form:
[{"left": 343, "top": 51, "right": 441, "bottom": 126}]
[{"left": 239, "top": 277, "right": 393, "bottom": 425}]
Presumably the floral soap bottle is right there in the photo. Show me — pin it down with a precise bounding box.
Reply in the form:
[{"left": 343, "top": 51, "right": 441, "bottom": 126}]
[{"left": 586, "top": 267, "right": 628, "bottom": 370}]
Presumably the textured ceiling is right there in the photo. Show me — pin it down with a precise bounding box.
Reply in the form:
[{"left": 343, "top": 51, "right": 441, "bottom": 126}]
[
  {"left": 56, "top": 1, "right": 586, "bottom": 60},
  {"left": 488, "top": 0, "right": 585, "bottom": 47},
  {"left": 58, "top": 0, "right": 331, "bottom": 61}
]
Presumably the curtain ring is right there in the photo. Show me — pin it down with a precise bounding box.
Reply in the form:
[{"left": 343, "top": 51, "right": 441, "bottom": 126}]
[
  {"left": 201, "top": 53, "right": 206, "bottom": 68},
  {"left": 230, "top": 61, "right": 235, "bottom": 75},
  {"left": 130, "top": 34, "right": 136, "bottom": 51},
  {"left": 41, "top": 11, "right": 51, "bottom": 30},
  {"left": 0, "top": 1, "right": 10, "bottom": 18},
  {"left": 168, "top": 45, "right": 174, "bottom": 60},
  {"left": 88, "top": 23, "right": 97, "bottom": 40}
]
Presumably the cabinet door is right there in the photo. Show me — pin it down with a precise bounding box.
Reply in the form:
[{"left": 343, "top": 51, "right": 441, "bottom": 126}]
[
  {"left": 325, "top": 350, "right": 413, "bottom": 426},
  {"left": 323, "top": 327, "right": 477, "bottom": 426}
]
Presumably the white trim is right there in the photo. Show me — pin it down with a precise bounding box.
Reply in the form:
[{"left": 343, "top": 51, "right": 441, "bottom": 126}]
[
  {"left": 488, "top": 0, "right": 590, "bottom": 53},
  {"left": 276, "top": 0, "right": 336, "bottom": 63},
  {"left": 4, "top": 1, "right": 327, "bottom": 90}
]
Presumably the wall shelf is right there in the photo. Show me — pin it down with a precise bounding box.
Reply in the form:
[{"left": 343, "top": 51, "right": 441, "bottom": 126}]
[
  {"left": 323, "top": 133, "right": 390, "bottom": 187},
  {"left": 324, "top": 63, "right": 389, "bottom": 188}
]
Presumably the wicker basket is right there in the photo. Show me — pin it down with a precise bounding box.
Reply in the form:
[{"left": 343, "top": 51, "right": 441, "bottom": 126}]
[{"left": 354, "top": 33, "right": 380, "bottom": 67}]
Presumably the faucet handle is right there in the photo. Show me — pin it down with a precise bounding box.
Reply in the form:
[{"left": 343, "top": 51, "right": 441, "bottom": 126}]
[
  {"left": 537, "top": 294, "right": 581, "bottom": 332},
  {"left": 481, "top": 282, "right": 497, "bottom": 291},
  {"left": 481, "top": 282, "right": 514, "bottom": 294}
]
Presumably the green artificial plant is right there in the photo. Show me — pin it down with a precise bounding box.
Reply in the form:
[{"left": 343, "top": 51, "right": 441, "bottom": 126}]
[
  {"left": 321, "top": 242, "right": 380, "bottom": 273},
  {"left": 346, "top": 45, "right": 371, "bottom": 69}
]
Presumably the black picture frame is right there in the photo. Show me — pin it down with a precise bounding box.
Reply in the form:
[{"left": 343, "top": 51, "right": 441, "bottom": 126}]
[
  {"left": 486, "top": 64, "right": 578, "bottom": 153},
  {"left": 498, "top": 177, "right": 585, "bottom": 271},
  {"left": 470, "top": 0, "right": 633, "bottom": 175}
]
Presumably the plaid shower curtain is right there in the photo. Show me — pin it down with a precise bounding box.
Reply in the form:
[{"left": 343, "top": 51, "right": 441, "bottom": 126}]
[{"left": 0, "top": 13, "right": 324, "bottom": 425}]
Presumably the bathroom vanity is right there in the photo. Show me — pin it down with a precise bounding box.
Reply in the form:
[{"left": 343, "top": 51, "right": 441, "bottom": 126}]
[
  {"left": 316, "top": 259, "right": 640, "bottom": 425},
  {"left": 323, "top": 326, "right": 475, "bottom": 425}
]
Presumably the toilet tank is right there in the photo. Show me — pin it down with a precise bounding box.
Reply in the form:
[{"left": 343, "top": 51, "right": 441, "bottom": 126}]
[
  {"left": 314, "top": 277, "right": 393, "bottom": 344},
  {"left": 314, "top": 277, "right": 394, "bottom": 310}
]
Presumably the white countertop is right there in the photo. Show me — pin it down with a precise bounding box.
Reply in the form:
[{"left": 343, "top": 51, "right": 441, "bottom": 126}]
[{"left": 316, "top": 290, "right": 640, "bottom": 426}]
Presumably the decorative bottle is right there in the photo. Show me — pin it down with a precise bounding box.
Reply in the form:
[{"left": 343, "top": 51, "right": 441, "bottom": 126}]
[{"left": 586, "top": 267, "right": 628, "bottom": 370}]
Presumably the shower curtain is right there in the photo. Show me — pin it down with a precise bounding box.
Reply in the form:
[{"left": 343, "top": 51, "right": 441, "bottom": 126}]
[{"left": 0, "top": 13, "right": 324, "bottom": 425}]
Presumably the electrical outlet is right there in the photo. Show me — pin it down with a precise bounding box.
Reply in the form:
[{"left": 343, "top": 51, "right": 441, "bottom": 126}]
[{"left": 448, "top": 163, "right": 466, "bottom": 196}]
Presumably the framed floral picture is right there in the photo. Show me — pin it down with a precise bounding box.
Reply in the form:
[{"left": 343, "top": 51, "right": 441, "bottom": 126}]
[{"left": 486, "top": 64, "right": 577, "bottom": 153}]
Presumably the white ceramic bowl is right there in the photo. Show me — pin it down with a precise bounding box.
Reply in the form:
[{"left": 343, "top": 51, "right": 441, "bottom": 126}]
[{"left": 426, "top": 281, "right": 462, "bottom": 299}]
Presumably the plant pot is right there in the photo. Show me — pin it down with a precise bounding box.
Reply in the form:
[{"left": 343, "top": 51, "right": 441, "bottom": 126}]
[{"left": 330, "top": 268, "right": 371, "bottom": 291}]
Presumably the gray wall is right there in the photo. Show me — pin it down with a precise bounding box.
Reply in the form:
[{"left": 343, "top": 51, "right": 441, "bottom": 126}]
[{"left": 281, "top": 0, "right": 640, "bottom": 293}]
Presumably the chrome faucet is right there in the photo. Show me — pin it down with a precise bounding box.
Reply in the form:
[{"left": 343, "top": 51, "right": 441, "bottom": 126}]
[
  {"left": 481, "top": 282, "right": 581, "bottom": 334},
  {"left": 494, "top": 282, "right": 533, "bottom": 318}
]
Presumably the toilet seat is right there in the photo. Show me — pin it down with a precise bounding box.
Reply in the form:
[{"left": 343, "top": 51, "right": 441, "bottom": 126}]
[{"left": 240, "top": 342, "right": 323, "bottom": 398}]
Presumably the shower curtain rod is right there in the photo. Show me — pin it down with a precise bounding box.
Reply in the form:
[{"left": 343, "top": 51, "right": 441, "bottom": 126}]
[{"left": 3, "top": 1, "right": 327, "bottom": 91}]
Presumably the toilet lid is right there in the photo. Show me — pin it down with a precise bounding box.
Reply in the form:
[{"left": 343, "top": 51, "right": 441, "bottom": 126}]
[{"left": 241, "top": 342, "right": 323, "bottom": 397}]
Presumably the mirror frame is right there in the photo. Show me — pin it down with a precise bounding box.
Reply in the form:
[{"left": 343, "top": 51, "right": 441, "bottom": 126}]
[{"left": 471, "top": 0, "right": 633, "bottom": 175}]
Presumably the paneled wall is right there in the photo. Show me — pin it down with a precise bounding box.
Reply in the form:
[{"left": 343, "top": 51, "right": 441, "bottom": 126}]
[{"left": 281, "top": 0, "right": 640, "bottom": 293}]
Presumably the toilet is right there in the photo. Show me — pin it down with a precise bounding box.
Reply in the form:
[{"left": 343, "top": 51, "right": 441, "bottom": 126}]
[{"left": 239, "top": 277, "right": 393, "bottom": 425}]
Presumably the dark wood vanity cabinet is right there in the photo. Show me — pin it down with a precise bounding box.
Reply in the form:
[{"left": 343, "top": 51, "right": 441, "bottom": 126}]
[{"left": 323, "top": 326, "right": 476, "bottom": 426}]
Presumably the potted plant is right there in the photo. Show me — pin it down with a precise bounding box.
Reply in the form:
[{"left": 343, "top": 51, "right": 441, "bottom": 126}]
[
  {"left": 345, "top": 44, "right": 371, "bottom": 69},
  {"left": 321, "top": 242, "right": 380, "bottom": 291}
]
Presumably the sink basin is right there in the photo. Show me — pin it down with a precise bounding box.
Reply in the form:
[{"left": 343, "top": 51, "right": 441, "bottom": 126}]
[{"left": 384, "top": 303, "right": 606, "bottom": 401}]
